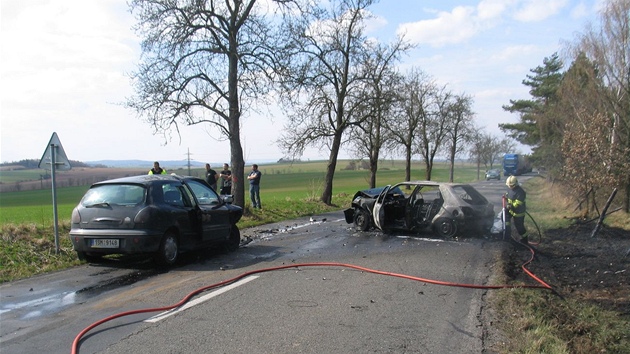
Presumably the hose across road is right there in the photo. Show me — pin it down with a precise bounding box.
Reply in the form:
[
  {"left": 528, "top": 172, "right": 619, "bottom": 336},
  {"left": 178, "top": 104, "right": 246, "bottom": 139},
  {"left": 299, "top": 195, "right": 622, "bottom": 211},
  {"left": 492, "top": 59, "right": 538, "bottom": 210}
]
[{"left": 72, "top": 255, "right": 554, "bottom": 354}]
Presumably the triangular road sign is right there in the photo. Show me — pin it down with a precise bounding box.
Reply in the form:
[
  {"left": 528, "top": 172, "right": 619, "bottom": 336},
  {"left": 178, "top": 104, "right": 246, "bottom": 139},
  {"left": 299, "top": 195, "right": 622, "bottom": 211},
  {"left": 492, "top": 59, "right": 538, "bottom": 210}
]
[{"left": 39, "top": 132, "right": 71, "bottom": 170}]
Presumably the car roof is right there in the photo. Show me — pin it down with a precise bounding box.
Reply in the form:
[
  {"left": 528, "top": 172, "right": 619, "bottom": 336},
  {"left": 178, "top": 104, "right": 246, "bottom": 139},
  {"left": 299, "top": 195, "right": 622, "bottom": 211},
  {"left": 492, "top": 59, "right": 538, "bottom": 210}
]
[
  {"left": 91, "top": 174, "right": 198, "bottom": 187},
  {"left": 390, "top": 181, "right": 482, "bottom": 191},
  {"left": 394, "top": 180, "right": 454, "bottom": 187}
]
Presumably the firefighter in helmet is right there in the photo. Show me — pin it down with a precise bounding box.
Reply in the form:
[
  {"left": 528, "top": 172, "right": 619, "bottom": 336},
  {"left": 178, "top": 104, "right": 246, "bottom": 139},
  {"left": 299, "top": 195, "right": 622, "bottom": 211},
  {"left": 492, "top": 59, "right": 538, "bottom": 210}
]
[{"left": 505, "top": 175, "right": 528, "bottom": 243}]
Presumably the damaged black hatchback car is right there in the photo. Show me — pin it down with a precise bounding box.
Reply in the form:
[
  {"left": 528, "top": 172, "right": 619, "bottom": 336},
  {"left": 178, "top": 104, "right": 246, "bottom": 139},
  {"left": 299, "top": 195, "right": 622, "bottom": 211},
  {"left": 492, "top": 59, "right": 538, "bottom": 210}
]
[
  {"left": 69, "top": 174, "right": 243, "bottom": 266},
  {"left": 344, "top": 181, "right": 494, "bottom": 237}
]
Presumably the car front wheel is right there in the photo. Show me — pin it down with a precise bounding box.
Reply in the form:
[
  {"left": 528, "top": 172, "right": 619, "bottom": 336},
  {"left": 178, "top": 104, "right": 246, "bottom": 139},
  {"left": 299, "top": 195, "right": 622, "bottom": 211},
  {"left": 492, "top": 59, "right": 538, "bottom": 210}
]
[
  {"left": 225, "top": 225, "right": 240, "bottom": 252},
  {"left": 434, "top": 217, "right": 457, "bottom": 238},
  {"left": 354, "top": 208, "right": 371, "bottom": 231},
  {"left": 154, "top": 232, "right": 179, "bottom": 266}
]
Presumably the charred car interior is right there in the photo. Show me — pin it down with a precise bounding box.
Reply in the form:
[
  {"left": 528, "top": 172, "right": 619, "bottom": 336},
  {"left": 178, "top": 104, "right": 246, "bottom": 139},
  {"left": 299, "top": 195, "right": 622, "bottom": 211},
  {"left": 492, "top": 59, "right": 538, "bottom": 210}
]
[{"left": 344, "top": 181, "right": 494, "bottom": 237}]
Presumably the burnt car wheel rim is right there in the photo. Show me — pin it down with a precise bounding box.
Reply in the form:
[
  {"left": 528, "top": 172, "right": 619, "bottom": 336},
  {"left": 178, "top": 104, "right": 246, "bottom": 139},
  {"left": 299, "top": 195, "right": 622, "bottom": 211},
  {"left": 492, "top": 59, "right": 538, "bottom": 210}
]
[
  {"left": 435, "top": 218, "right": 457, "bottom": 237},
  {"left": 354, "top": 209, "right": 370, "bottom": 231}
]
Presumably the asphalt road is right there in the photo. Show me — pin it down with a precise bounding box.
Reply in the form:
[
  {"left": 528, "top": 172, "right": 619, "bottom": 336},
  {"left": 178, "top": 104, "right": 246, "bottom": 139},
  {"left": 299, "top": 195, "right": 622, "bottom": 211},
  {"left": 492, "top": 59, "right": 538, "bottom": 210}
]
[{"left": 0, "top": 175, "right": 532, "bottom": 354}]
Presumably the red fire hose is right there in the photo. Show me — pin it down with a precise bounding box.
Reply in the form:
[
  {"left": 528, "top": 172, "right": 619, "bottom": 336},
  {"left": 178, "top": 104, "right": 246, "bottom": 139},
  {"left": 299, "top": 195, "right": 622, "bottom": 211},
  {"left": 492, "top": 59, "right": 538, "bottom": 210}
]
[{"left": 71, "top": 259, "right": 554, "bottom": 354}]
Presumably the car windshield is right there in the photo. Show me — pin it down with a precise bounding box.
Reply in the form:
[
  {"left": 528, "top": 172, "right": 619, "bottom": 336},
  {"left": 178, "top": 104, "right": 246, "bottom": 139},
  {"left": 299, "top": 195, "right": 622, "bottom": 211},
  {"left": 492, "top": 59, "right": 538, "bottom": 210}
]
[
  {"left": 360, "top": 186, "right": 404, "bottom": 197},
  {"left": 82, "top": 184, "right": 145, "bottom": 207},
  {"left": 185, "top": 180, "right": 220, "bottom": 206}
]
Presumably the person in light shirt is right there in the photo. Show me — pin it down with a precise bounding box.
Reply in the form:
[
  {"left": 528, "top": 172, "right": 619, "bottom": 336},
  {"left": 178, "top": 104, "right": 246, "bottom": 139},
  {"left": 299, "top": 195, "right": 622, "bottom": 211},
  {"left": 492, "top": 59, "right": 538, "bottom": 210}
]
[{"left": 247, "top": 164, "right": 262, "bottom": 209}]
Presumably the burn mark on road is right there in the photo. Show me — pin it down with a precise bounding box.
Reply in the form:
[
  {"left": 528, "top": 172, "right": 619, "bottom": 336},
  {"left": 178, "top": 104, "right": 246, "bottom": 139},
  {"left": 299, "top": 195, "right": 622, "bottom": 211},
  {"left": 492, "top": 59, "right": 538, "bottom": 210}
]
[{"left": 76, "top": 268, "right": 163, "bottom": 296}]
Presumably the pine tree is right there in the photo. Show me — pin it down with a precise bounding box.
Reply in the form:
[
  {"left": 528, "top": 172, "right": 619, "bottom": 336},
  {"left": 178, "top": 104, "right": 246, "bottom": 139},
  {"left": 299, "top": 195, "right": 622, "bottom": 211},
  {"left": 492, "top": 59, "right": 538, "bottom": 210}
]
[{"left": 500, "top": 53, "right": 564, "bottom": 165}]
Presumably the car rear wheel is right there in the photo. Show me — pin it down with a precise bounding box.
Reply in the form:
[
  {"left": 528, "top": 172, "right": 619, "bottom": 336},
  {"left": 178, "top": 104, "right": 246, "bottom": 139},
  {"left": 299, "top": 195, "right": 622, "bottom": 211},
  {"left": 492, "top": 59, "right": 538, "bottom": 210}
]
[
  {"left": 353, "top": 208, "right": 371, "bottom": 231},
  {"left": 154, "top": 232, "right": 179, "bottom": 266},
  {"left": 224, "top": 225, "right": 240, "bottom": 252},
  {"left": 434, "top": 217, "right": 457, "bottom": 238}
]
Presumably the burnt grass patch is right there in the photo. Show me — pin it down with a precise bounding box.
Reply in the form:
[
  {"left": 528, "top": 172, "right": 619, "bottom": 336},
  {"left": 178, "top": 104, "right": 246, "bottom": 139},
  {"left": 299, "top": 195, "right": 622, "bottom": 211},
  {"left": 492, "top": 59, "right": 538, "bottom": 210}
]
[
  {"left": 487, "top": 223, "right": 630, "bottom": 353},
  {"left": 512, "top": 223, "right": 630, "bottom": 315}
]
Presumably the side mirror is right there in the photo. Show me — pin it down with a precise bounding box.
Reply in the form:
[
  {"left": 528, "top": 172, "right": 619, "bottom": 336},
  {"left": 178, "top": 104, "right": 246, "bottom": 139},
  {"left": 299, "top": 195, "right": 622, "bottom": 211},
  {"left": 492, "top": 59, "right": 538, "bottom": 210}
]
[{"left": 222, "top": 195, "right": 234, "bottom": 204}]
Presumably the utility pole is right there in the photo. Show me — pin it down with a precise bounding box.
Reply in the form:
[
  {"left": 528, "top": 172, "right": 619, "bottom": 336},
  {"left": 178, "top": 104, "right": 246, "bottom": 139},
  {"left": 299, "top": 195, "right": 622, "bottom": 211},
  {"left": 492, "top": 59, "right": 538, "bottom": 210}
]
[{"left": 186, "top": 148, "right": 192, "bottom": 175}]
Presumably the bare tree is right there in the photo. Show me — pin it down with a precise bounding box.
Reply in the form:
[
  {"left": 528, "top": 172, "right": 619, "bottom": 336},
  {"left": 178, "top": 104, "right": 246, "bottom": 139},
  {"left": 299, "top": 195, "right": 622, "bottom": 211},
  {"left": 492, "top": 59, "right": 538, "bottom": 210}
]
[
  {"left": 557, "top": 52, "right": 629, "bottom": 215},
  {"left": 415, "top": 85, "right": 453, "bottom": 180},
  {"left": 277, "top": 0, "right": 380, "bottom": 204},
  {"left": 389, "top": 68, "right": 436, "bottom": 182},
  {"left": 570, "top": 0, "right": 630, "bottom": 212},
  {"left": 126, "top": 0, "right": 294, "bottom": 207},
  {"left": 468, "top": 131, "right": 513, "bottom": 180},
  {"left": 348, "top": 40, "right": 408, "bottom": 188},
  {"left": 468, "top": 130, "right": 483, "bottom": 180},
  {"left": 562, "top": 110, "right": 625, "bottom": 214},
  {"left": 444, "top": 94, "right": 475, "bottom": 182}
]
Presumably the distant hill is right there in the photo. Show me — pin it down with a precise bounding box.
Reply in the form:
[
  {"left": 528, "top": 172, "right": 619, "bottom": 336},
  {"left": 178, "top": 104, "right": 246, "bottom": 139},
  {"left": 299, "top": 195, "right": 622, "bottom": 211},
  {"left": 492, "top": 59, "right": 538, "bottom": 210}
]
[
  {"left": 1, "top": 158, "right": 294, "bottom": 170},
  {"left": 85, "top": 160, "right": 207, "bottom": 169}
]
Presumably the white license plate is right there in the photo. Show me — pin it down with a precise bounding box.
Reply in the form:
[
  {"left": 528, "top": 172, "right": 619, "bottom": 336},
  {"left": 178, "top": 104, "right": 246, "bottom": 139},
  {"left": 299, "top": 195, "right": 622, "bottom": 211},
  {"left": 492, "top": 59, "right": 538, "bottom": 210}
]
[{"left": 91, "top": 239, "right": 119, "bottom": 248}]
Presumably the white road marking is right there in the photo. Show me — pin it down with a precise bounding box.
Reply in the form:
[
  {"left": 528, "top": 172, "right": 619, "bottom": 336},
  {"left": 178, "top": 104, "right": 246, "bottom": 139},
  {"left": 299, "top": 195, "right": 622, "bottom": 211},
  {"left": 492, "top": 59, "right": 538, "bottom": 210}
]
[{"left": 144, "top": 275, "right": 259, "bottom": 323}]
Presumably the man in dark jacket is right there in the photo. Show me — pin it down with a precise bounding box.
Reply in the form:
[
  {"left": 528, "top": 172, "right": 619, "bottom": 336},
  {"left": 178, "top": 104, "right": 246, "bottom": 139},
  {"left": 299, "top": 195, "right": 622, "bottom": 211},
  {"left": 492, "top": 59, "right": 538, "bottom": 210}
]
[
  {"left": 505, "top": 175, "right": 528, "bottom": 243},
  {"left": 218, "top": 163, "right": 232, "bottom": 195},
  {"left": 205, "top": 163, "right": 218, "bottom": 191}
]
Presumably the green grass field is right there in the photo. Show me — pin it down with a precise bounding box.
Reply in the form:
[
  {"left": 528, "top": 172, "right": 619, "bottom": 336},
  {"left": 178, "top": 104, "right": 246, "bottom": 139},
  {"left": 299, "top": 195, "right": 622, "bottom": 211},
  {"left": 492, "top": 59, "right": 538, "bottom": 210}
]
[
  {"left": 0, "top": 161, "right": 482, "bottom": 226},
  {"left": 0, "top": 186, "right": 89, "bottom": 225},
  {"left": 0, "top": 169, "right": 47, "bottom": 184}
]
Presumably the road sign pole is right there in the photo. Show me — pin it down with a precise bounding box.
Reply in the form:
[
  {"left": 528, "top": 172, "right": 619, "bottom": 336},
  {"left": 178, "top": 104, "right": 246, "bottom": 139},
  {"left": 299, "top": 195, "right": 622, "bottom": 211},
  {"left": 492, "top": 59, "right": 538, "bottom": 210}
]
[
  {"left": 39, "top": 132, "right": 71, "bottom": 255},
  {"left": 50, "top": 144, "right": 60, "bottom": 254}
]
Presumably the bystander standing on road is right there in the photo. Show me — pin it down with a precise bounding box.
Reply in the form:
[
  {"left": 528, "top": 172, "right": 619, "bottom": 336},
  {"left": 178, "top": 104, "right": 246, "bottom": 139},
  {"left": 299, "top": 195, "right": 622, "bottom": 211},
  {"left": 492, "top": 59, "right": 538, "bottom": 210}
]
[{"left": 247, "top": 164, "right": 262, "bottom": 209}]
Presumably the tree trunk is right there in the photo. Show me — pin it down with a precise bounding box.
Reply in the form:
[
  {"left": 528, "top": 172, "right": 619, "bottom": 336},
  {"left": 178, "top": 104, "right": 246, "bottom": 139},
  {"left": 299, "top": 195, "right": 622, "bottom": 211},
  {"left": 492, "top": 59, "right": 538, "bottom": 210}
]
[
  {"left": 625, "top": 127, "right": 630, "bottom": 212},
  {"left": 448, "top": 144, "right": 456, "bottom": 182},
  {"left": 405, "top": 146, "right": 412, "bottom": 182},
  {"left": 321, "top": 131, "right": 343, "bottom": 205},
  {"left": 369, "top": 153, "right": 378, "bottom": 189},
  {"left": 477, "top": 159, "right": 481, "bottom": 180},
  {"left": 624, "top": 176, "right": 630, "bottom": 213},
  {"left": 369, "top": 126, "right": 380, "bottom": 189},
  {"left": 228, "top": 41, "right": 245, "bottom": 208},
  {"left": 229, "top": 126, "right": 245, "bottom": 207},
  {"left": 425, "top": 159, "right": 433, "bottom": 180}
]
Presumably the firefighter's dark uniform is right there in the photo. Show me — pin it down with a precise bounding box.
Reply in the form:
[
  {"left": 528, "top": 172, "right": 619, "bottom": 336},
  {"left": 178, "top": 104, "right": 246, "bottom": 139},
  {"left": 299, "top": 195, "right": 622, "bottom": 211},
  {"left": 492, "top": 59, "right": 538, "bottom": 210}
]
[{"left": 506, "top": 184, "right": 528, "bottom": 243}]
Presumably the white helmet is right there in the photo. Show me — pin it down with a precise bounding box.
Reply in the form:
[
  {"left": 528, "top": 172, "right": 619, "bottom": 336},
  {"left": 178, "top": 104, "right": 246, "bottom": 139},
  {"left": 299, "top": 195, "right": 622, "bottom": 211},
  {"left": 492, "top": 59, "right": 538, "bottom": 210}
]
[{"left": 506, "top": 175, "right": 518, "bottom": 187}]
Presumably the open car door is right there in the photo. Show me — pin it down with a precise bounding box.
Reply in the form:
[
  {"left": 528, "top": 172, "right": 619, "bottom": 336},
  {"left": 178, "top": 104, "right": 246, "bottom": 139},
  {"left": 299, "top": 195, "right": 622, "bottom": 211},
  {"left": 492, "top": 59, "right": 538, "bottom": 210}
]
[
  {"left": 373, "top": 185, "right": 392, "bottom": 230},
  {"left": 183, "top": 179, "right": 230, "bottom": 242}
]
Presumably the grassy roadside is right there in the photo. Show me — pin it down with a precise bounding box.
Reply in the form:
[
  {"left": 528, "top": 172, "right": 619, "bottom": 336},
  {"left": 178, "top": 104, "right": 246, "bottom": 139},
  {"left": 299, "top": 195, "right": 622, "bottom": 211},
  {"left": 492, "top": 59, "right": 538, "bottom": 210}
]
[
  {"left": 488, "top": 177, "right": 630, "bottom": 353},
  {"left": 0, "top": 222, "right": 84, "bottom": 282}
]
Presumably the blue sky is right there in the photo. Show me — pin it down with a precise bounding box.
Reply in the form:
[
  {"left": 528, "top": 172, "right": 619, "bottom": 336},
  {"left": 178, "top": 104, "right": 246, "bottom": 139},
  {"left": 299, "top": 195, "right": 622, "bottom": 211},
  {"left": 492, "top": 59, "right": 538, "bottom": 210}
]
[{"left": 0, "top": 0, "right": 602, "bottom": 165}]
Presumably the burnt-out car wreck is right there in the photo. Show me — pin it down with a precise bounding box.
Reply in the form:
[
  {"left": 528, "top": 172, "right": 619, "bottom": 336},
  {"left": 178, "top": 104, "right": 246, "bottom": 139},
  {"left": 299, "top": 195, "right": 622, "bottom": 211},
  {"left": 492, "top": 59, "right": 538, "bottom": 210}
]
[{"left": 344, "top": 181, "right": 494, "bottom": 237}]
